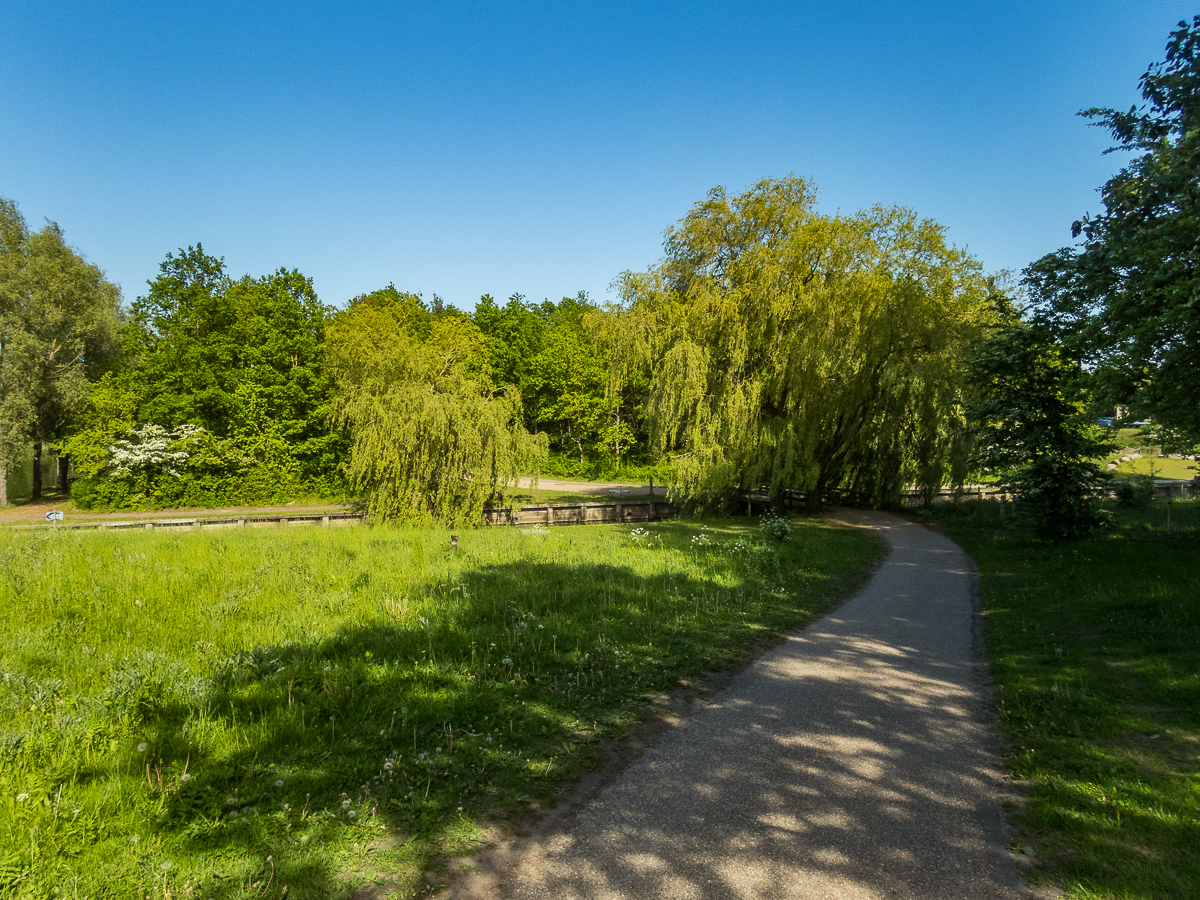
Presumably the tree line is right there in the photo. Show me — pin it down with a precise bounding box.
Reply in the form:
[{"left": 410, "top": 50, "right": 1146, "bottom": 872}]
[
  {"left": 1, "top": 179, "right": 996, "bottom": 522},
  {"left": 3, "top": 17, "right": 1197, "bottom": 531}
]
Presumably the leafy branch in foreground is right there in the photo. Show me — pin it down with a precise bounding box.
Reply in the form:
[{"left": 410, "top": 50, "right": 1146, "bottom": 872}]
[{"left": 1031, "top": 16, "right": 1200, "bottom": 441}]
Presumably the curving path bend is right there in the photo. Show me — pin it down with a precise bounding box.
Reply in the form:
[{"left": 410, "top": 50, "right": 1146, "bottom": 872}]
[{"left": 455, "top": 510, "right": 1036, "bottom": 900}]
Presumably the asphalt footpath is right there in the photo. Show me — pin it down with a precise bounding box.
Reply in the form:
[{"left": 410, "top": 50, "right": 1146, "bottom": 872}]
[{"left": 457, "top": 510, "right": 1034, "bottom": 900}]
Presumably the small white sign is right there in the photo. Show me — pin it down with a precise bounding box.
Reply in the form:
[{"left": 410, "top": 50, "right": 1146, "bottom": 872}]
[{"left": 45, "top": 510, "right": 63, "bottom": 521}]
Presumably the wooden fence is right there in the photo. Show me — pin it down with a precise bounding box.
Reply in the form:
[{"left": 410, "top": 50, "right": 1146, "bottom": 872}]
[
  {"left": 18, "top": 501, "right": 678, "bottom": 533},
  {"left": 27, "top": 512, "right": 367, "bottom": 532},
  {"left": 16, "top": 480, "right": 1197, "bottom": 533},
  {"left": 482, "top": 500, "right": 676, "bottom": 527},
  {"left": 744, "top": 479, "right": 1200, "bottom": 513}
]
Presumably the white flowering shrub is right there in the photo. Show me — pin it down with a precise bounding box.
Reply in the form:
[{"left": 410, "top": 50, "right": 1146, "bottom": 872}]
[
  {"left": 108, "top": 424, "right": 206, "bottom": 478},
  {"left": 759, "top": 511, "right": 793, "bottom": 542}
]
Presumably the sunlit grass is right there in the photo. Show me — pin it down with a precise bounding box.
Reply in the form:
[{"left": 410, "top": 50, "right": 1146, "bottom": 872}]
[
  {"left": 0, "top": 515, "right": 882, "bottom": 898},
  {"left": 934, "top": 500, "right": 1200, "bottom": 899}
]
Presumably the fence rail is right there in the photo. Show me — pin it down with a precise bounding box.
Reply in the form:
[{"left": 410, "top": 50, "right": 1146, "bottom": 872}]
[
  {"left": 483, "top": 500, "right": 677, "bottom": 527},
  {"left": 11, "top": 480, "right": 1196, "bottom": 533},
  {"left": 14, "top": 501, "right": 679, "bottom": 533},
  {"left": 742, "top": 479, "right": 1200, "bottom": 513}
]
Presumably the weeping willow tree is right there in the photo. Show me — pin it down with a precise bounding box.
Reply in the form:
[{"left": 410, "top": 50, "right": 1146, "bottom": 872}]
[
  {"left": 615, "top": 177, "right": 993, "bottom": 510},
  {"left": 326, "top": 291, "right": 547, "bottom": 524}
]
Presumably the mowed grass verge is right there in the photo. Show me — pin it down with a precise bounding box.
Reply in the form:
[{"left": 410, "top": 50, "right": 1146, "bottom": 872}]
[
  {"left": 933, "top": 501, "right": 1200, "bottom": 899},
  {"left": 0, "top": 516, "right": 883, "bottom": 899}
]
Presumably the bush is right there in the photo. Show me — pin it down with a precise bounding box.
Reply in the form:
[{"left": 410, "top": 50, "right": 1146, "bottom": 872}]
[
  {"left": 1009, "top": 456, "right": 1111, "bottom": 540},
  {"left": 759, "top": 511, "right": 793, "bottom": 542},
  {"left": 1113, "top": 475, "right": 1156, "bottom": 508}
]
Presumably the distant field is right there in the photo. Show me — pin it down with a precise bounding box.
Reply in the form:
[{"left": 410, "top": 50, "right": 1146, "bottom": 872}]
[
  {"left": 1100, "top": 427, "right": 1198, "bottom": 480},
  {"left": 0, "top": 515, "right": 882, "bottom": 899},
  {"left": 1106, "top": 456, "right": 1197, "bottom": 479}
]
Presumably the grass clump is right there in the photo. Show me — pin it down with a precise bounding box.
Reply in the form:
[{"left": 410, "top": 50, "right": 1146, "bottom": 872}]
[
  {"left": 934, "top": 499, "right": 1200, "bottom": 899},
  {"left": 0, "top": 515, "right": 881, "bottom": 898}
]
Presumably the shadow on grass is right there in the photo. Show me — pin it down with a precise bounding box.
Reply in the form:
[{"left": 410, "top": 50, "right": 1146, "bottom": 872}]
[
  {"left": 133, "top": 529, "right": 851, "bottom": 896},
  {"left": 936, "top": 504, "right": 1200, "bottom": 899}
]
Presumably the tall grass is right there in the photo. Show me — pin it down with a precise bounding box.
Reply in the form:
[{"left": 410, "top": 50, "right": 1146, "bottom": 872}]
[
  {"left": 0, "top": 516, "right": 882, "bottom": 899},
  {"left": 933, "top": 499, "right": 1200, "bottom": 899}
]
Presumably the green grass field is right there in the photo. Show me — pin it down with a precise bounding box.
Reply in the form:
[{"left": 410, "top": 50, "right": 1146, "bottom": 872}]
[
  {"left": 0, "top": 515, "right": 883, "bottom": 899},
  {"left": 1100, "top": 427, "right": 1198, "bottom": 480},
  {"left": 933, "top": 500, "right": 1200, "bottom": 899}
]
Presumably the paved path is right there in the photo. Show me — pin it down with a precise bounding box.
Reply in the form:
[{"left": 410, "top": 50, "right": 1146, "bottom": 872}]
[{"left": 472, "top": 510, "right": 1027, "bottom": 900}]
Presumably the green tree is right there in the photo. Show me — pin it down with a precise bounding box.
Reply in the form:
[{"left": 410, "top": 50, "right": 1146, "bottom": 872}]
[
  {"left": 0, "top": 198, "right": 121, "bottom": 505},
  {"left": 65, "top": 246, "right": 342, "bottom": 507},
  {"left": 1031, "top": 16, "right": 1200, "bottom": 439},
  {"left": 617, "top": 177, "right": 990, "bottom": 510},
  {"left": 967, "top": 323, "right": 1111, "bottom": 539},
  {"left": 328, "top": 293, "right": 546, "bottom": 524}
]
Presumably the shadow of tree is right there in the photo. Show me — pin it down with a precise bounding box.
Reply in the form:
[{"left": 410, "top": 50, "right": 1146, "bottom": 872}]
[
  {"left": 140, "top": 526, "right": 850, "bottom": 897},
  {"left": 476, "top": 517, "right": 1027, "bottom": 899}
]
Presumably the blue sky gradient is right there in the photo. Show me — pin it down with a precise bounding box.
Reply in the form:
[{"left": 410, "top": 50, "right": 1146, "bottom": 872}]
[{"left": 1, "top": 1, "right": 1186, "bottom": 309}]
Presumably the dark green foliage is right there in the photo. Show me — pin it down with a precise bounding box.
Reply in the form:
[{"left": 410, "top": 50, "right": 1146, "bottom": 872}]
[
  {"left": 0, "top": 197, "right": 122, "bottom": 505},
  {"left": 968, "top": 324, "right": 1112, "bottom": 539},
  {"left": 65, "top": 246, "right": 344, "bottom": 508},
  {"left": 472, "top": 292, "right": 654, "bottom": 476},
  {"left": 1112, "top": 474, "right": 1157, "bottom": 508},
  {"left": 1031, "top": 17, "right": 1200, "bottom": 441}
]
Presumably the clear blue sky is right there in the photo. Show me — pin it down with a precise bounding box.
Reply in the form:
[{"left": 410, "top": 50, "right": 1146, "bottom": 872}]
[{"left": 1, "top": 1, "right": 1187, "bottom": 310}]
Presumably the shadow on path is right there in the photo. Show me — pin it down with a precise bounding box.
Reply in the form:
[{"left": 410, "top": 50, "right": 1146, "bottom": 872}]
[{"left": 458, "top": 511, "right": 1030, "bottom": 900}]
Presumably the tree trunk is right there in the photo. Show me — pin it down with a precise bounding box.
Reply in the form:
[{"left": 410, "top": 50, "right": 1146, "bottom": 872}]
[
  {"left": 58, "top": 455, "right": 70, "bottom": 493},
  {"left": 32, "top": 441, "right": 42, "bottom": 500},
  {"left": 0, "top": 454, "right": 7, "bottom": 507},
  {"left": 807, "top": 483, "right": 823, "bottom": 513}
]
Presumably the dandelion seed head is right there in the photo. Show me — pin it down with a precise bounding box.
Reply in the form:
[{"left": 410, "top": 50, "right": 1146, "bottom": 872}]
[
  {"left": 180, "top": 773, "right": 191, "bottom": 783},
  {"left": 137, "top": 742, "right": 148, "bottom": 753},
  {"left": 275, "top": 780, "right": 284, "bottom": 788}
]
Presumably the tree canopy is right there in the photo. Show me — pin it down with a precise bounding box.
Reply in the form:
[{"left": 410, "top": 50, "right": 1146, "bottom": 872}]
[
  {"left": 968, "top": 321, "right": 1112, "bottom": 539},
  {"left": 0, "top": 198, "right": 121, "bottom": 505},
  {"left": 64, "top": 245, "right": 342, "bottom": 507},
  {"left": 1030, "top": 16, "right": 1200, "bottom": 438},
  {"left": 327, "top": 289, "right": 547, "bottom": 524},
  {"left": 617, "top": 177, "right": 991, "bottom": 509}
]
